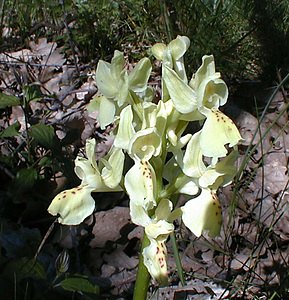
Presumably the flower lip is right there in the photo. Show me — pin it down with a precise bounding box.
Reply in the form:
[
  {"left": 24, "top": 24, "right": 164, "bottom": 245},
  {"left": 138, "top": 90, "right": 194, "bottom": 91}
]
[{"left": 181, "top": 188, "right": 222, "bottom": 237}]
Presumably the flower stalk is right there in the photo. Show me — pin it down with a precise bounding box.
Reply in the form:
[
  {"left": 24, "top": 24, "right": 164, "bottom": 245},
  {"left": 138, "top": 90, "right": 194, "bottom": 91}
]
[{"left": 133, "top": 233, "right": 151, "bottom": 300}]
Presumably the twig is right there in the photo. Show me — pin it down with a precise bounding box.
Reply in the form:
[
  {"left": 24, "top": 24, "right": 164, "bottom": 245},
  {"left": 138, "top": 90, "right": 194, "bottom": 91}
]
[
  {"left": 0, "top": 59, "right": 84, "bottom": 69},
  {"left": 34, "top": 219, "right": 57, "bottom": 260},
  {"left": 0, "top": 163, "right": 15, "bottom": 179},
  {"left": 60, "top": 1, "right": 80, "bottom": 75}
]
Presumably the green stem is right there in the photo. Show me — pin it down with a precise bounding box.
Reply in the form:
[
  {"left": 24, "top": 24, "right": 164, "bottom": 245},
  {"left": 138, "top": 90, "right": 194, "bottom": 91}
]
[
  {"left": 133, "top": 233, "right": 151, "bottom": 300},
  {"left": 159, "top": 173, "right": 190, "bottom": 201},
  {"left": 170, "top": 231, "right": 185, "bottom": 286}
]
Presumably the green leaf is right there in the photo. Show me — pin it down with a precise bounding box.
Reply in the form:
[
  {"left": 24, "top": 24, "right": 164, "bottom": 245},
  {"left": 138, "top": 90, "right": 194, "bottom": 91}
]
[
  {"left": 29, "top": 123, "right": 56, "bottom": 149},
  {"left": 0, "top": 121, "right": 20, "bottom": 138},
  {"left": 15, "top": 168, "right": 38, "bottom": 189},
  {"left": 23, "top": 85, "right": 42, "bottom": 103},
  {"left": 0, "top": 93, "right": 20, "bottom": 109},
  {"left": 38, "top": 156, "right": 53, "bottom": 167},
  {"left": 2, "top": 257, "right": 47, "bottom": 281},
  {"left": 59, "top": 276, "right": 99, "bottom": 294}
]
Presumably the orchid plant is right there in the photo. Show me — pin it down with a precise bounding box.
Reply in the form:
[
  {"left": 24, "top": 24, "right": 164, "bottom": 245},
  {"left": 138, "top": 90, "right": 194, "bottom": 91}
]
[{"left": 48, "top": 36, "right": 242, "bottom": 298}]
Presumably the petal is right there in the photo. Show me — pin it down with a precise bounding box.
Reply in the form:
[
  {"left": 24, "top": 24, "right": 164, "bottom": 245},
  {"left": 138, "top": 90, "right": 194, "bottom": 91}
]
[
  {"left": 96, "top": 50, "right": 129, "bottom": 108},
  {"left": 189, "top": 55, "right": 217, "bottom": 90},
  {"left": 48, "top": 185, "right": 95, "bottom": 225},
  {"left": 182, "top": 131, "right": 206, "bottom": 178},
  {"left": 190, "top": 55, "right": 228, "bottom": 109},
  {"left": 143, "top": 239, "right": 169, "bottom": 286},
  {"left": 197, "top": 78, "right": 228, "bottom": 109},
  {"left": 74, "top": 139, "right": 101, "bottom": 188},
  {"left": 199, "top": 150, "right": 238, "bottom": 189},
  {"left": 145, "top": 220, "right": 174, "bottom": 241},
  {"left": 101, "top": 147, "right": 125, "bottom": 189},
  {"left": 200, "top": 108, "right": 242, "bottom": 159},
  {"left": 130, "top": 201, "right": 151, "bottom": 226},
  {"left": 178, "top": 180, "right": 199, "bottom": 196},
  {"left": 124, "top": 160, "right": 157, "bottom": 210},
  {"left": 166, "top": 107, "right": 190, "bottom": 146},
  {"left": 114, "top": 105, "right": 135, "bottom": 150},
  {"left": 98, "top": 95, "right": 116, "bottom": 129},
  {"left": 181, "top": 188, "right": 222, "bottom": 237},
  {"left": 141, "top": 102, "right": 158, "bottom": 129},
  {"left": 169, "top": 133, "right": 192, "bottom": 167},
  {"left": 87, "top": 95, "right": 115, "bottom": 130},
  {"left": 74, "top": 157, "right": 102, "bottom": 189},
  {"left": 129, "top": 128, "right": 161, "bottom": 161},
  {"left": 75, "top": 139, "right": 123, "bottom": 192},
  {"left": 199, "top": 169, "right": 223, "bottom": 189}
]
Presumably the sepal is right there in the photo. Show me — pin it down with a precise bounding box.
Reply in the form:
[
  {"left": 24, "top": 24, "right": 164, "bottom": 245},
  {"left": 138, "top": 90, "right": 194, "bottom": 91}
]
[
  {"left": 163, "top": 66, "right": 197, "bottom": 114},
  {"left": 128, "top": 57, "right": 152, "bottom": 92}
]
